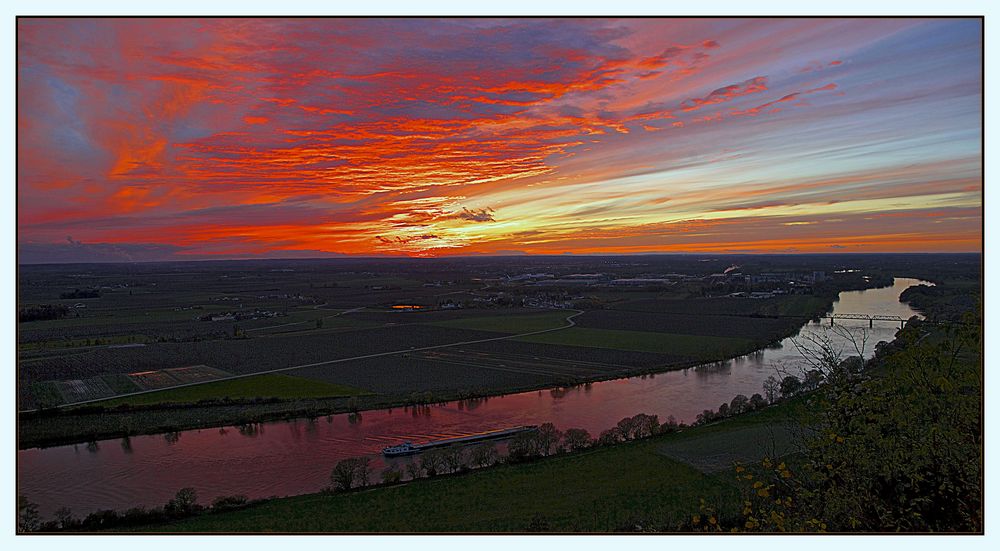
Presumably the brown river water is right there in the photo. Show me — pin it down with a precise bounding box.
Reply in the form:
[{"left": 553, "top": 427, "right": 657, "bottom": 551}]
[{"left": 18, "top": 278, "right": 929, "bottom": 518}]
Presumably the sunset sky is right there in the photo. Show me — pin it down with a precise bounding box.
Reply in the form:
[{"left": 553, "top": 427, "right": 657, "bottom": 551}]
[{"left": 17, "top": 18, "right": 982, "bottom": 262}]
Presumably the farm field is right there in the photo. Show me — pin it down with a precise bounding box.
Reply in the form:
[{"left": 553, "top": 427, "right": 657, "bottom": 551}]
[
  {"left": 289, "top": 343, "right": 674, "bottom": 396},
  {"left": 455, "top": 339, "right": 687, "bottom": 370},
  {"left": 426, "top": 311, "right": 572, "bottom": 333},
  {"left": 343, "top": 308, "right": 541, "bottom": 324},
  {"left": 572, "top": 309, "right": 800, "bottom": 341},
  {"left": 20, "top": 302, "right": 710, "bottom": 414},
  {"left": 609, "top": 295, "right": 830, "bottom": 318},
  {"left": 290, "top": 352, "right": 559, "bottom": 396},
  {"left": 19, "top": 324, "right": 511, "bottom": 399},
  {"left": 27, "top": 365, "right": 235, "bottom": 407},
  {"left": 515, "top": 327, "right": 754, "bottom": 360},
  {"left": 88, "top": 374, "right": 370, "bottom": 408},
  {"left": 244, "top": 314, "right": 378, "bottom": 336}
]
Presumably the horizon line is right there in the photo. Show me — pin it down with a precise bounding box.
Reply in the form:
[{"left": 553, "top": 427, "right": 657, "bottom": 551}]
[{"left": 15, "top": 250, "right": 984, "bottom": 266}]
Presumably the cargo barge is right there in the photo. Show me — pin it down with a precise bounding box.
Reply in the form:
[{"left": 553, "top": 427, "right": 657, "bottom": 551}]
[{"left": 382, "top": 425, "right": 537, "bottom": 457}]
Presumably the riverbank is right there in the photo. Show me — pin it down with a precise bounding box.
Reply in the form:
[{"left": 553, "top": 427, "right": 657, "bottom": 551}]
[{"left": 15, "top": 349, "right": 787, "bottom": 450}]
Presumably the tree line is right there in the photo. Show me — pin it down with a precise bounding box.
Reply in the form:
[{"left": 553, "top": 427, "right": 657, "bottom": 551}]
[
  {"left": 18, "top": 487, "right": 254, "bottom": 533},
  {"left": 326, "top": 414, "right": 684, "bottom": 493},
  {"left": 693, "top": 369, "right": 824, "bottom": 426},
  {"left": 19, "top": 304, "right": 69, "bottom": 322}
]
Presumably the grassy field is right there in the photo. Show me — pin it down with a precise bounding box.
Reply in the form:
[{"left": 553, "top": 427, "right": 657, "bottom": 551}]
[
  {"left": 515, "top": 327, "right": 753, "bottom": 360},
  {"left": 88, "top": 374, "right": 370, "bottom": 408},
  {"left": 427, "top": 311, "right": 571, "bottom": 333},
  {"left": 143, "top": 439, "right": 735, "bottom": 532},
  {"left": 655, "top": 397, "right": 809, "bottom": 473}
]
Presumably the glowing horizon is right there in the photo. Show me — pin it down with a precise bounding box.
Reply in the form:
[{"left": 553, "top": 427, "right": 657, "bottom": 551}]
[{"left": 17, "top": 18, "right": 982, "bottom": 262}]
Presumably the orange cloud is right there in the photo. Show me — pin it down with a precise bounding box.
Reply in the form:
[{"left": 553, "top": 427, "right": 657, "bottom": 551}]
[{"left": 680, "top": 76, "right": 769, "bottom": 112}]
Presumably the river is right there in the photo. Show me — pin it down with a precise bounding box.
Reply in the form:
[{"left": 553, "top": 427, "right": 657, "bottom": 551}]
[{"left": 17, "top": 277, "right": 930, "bottom": 518}]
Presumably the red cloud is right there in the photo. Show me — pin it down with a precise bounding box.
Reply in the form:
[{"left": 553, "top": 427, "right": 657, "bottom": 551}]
[
  {"left": 680, "top": 76, "right": 769, "bottom": 112},
  {"left": 798, "top": 59, "right": 844, "bottom": 73},
  {"left": 731, "top": 83, "right": 838, "bottom": 117}
]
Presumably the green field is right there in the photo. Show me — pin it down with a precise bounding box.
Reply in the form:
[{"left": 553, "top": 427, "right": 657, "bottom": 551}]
[
  {"left": 427, "top": 311, "right": 570, "bottom": 334},
  {"left": 89, "top": 374, "right": 370, "bottom": 408},
  {"left": 659, "top": 423, "right": 800, "bottom": 473},
  {"left": 516, "top": 327, "right": 753, "bottom": 359},
  {"left": 144, "top": 438, "right": 735, "bottom": 532}
]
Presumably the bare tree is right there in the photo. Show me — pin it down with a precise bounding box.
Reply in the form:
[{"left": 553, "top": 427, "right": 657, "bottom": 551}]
[
  {"left": 405, "top": 461, "right": 423, "bottom": 480},
  {"left": 330, "top": 457, "right": 371, "bottom": 491},
  {"left": 536, "top": 423, "right": 563, "bottom": 455},
  {"left": 442, "top": 446, "right": 467, "bottom": 473},
  {"left": 331, "top": 459, "right": 356, "bottom": 490},
  {"left": 762, "top": 375, "right": 780, "bottom": 403},
  {"left": 661, "top": 415, "right": 680, "bottom": 433},
  {"left": 596, "top": 427, "right": 623, "bottom": 446},
  {"left": 730, "top": 394, "right": 750, "bottom": 415},
  {"left": 789, "top": 323, "right": 871, "bottom": 379},
  {"left": 507, "top": 431, "right": 543, "bottom": 460},
  {"left": 631, "top": 413, "right": 660, "bottom": 438},
  {"left": 381, "top": 464, "right": 403, "bottom": 485},
  {"left": 563, "top": 428, "right": 592, "bottom": 451},
  {"left": 470, "top": 443, "right": 499, "bottom": 468},
  {"left": 616, "top": 416, "right": 640, "bottom": 440},
  {"left": 165, "top": 487, "right": 199, "bottom": 516},
  {"left": 355, "top": 457, "right": 371, "bottom": 487},
  {"left": 420, "top": 449, "right": 447, "bottom": 476}
]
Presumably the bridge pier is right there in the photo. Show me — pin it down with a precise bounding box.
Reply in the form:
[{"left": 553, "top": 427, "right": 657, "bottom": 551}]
[
  {"left": 869, "top": 318, "right": 873, "bottom": 328},
  {"left": 830, "top": 317, "right": 835, "bottom": 326}
]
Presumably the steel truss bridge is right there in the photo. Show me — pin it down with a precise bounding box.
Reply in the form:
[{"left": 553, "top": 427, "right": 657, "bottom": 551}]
[{"left": 819, "top": 313, "right": 908, "bottom": 328}]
